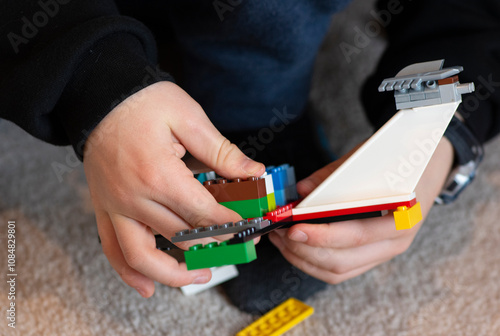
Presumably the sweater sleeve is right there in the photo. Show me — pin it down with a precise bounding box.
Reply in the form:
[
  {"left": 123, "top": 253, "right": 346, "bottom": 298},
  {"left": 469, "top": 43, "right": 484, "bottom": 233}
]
[
  {"left": 361, "top": 0, "right": 500, "bottom": 144},
  {"left": 0, "top": 0, "right": 173, "bottom": 159}
]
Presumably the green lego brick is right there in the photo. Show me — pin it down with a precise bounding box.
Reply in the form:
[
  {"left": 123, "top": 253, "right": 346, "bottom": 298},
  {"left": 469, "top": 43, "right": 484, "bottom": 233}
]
[
  {"left": 219, "top": 196, "right": 269, "bottom": 218},
  {"left": 185, "top": 240, "right": 257, "bottom": 270}
]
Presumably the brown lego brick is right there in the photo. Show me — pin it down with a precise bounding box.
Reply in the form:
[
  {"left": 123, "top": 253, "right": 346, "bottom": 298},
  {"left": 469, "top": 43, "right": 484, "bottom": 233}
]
[
  {"left": 438, "top": 75, "right": 459, "bottom": 85},
  {"left": 204, "top": 177, "right": 267, "bottom": 202}
]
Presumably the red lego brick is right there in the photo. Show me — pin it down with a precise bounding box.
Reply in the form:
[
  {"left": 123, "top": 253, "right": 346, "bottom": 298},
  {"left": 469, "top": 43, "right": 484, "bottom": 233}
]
[{"left": 263, "top": 200, "right": 301, "bottom": 223}]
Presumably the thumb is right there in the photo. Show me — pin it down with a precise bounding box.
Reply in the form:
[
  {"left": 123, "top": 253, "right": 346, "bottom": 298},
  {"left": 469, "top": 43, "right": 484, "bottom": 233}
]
[{"left": 165, "top": 84, "right": 265, "bottom": 178}]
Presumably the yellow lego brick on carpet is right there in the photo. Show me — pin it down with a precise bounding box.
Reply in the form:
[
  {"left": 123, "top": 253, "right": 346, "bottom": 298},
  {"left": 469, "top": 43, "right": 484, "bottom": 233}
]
[
  {"left": 393, "top": 202, "right": 422, "bottom": 230},
  {"left": 236, "top": 298, "right": 314, "bottom": 336}
]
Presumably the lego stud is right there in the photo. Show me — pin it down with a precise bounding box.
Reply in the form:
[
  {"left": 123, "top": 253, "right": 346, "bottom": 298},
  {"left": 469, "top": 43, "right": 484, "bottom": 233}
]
[
  {"left": 176, "top": 229, "right": 190, "bottom": 237},
  {"left": 206, "top": 224, "right": 219, "bottom": 231},
  {"left": 235, "top": 228, "right": 256, "bottom": 239},
  {"left": 206, "top": 242, "right": 219, "bottom": 249},
  {"left": 248, "top": 218, "right": 261, "bottom": 224},
  {"left": 189, "top": 244, "right": 203, "bottom": 251},
  {"left": 425, "top": 80, "right": 437, "bottom": 89},
  {"left": 221, "top": 222, "right": 233, "bottom": 229},
  {"left": 235, "top": 220, "right": 246, "bottom": 227}
]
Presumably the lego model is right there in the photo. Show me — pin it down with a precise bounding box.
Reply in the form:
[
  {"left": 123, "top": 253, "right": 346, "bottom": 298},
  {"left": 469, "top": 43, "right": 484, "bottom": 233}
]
[
  {"left": 292, "top": 59, "right": 474, "bottom": 230},
  {"left": 378, "top": 60, "right": 474, "bottom": 110},
  {"left": 236, "top": 297, "right": 314, "bottom": 336},
  {"left": 157, "top": 59, "right": 475, "bottom": 271}
]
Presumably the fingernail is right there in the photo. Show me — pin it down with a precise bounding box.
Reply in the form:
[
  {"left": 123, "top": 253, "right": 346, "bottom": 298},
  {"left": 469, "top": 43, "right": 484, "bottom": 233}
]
[
  {"left": 135, "top": 287, "right": 147, "bottom": 297},
  {"left": 192, "top": 275, "right": 210, "bottom": 284},
  {"left": 242, "top": 158, "right": 264, "bottom": 176},
  {"left": 289, "top": 230, "right": 308, "bottom": 243}
]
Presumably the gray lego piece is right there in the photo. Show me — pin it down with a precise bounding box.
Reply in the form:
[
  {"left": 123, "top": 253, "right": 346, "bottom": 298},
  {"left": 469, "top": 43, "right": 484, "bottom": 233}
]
[
  {"left": 378, "top": 60, "right": 475, "bottom": 110},
  {"left": 395, "top": 95, "right": 410, "bottom": 103},
  {"left": 378, "top": 66, "right": 463, "bottom": 92},
  {"left": 396, "top": 59, "right": 444, "bottom": 76},
  {"left": 171, "top": 218, "right": 270, "bottom": 243},
  {"left": 425, "top": 91, "right": 440, "bottom": 100},
  {"left": 409, "top": 92, "right": 426, "bottom": 101}
]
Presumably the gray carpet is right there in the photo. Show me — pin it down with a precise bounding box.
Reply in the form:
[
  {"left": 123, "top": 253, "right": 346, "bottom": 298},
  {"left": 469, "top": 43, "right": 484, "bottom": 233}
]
[{"left": 1, "top": 0, "right": 500, "bottom": 335}]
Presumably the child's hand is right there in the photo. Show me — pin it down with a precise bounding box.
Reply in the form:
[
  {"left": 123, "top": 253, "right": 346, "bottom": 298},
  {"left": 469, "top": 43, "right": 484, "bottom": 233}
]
[
  {"left": 268, "top": 138, "right": 454, "bottom": 284},
  {"left": 83, "top": 82, "right": 265, "bottom": 297}
]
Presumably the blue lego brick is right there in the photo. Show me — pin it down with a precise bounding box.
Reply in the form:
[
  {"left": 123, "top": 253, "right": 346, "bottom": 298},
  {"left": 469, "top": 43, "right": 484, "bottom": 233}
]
[{"left": 274, "top": 189, "right": 286, "bottom": 207}]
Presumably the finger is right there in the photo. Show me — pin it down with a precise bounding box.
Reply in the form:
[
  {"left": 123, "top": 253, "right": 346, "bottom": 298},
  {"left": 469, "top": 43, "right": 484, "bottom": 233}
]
[
  {"left": 160, "top": 82, "right": 265, "bottom": 178},
  {"left": 96, "top": 211, "right": 155, "bottom": 297},
  {"left": 117, "top": 196, "right": 187, "bottom": 236},
  {"left": 111, "top": 213, "right": 212, "bottom": 288},
  {"left": 116, "top": 195, "right": 234, "bottom": 247},
  {"left": 120, "top": 197, "right": 224, "bottom": 248},
  {"left": 284, "top": 214, "right": 415, "bottom": 249},
  {"left": 270, "top": 231, "right": 412, "bottom": 275},
  {"left": 277, "top": 243, "right": 392, "bottom": 285},
  {"left": 146, "top": 156, "right": 244, "bottom": 229}
]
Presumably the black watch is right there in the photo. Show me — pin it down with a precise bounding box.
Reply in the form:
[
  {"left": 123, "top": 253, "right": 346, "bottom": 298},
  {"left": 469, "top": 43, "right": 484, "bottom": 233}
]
[{"left": 435, "top": 115, "right": 484, "bottom": 204}]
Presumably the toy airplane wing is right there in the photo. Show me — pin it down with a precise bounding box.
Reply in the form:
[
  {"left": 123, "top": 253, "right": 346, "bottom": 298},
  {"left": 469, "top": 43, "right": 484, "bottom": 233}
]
[{"left": 294, "top": 60, "right": 475, "bottom": 229}]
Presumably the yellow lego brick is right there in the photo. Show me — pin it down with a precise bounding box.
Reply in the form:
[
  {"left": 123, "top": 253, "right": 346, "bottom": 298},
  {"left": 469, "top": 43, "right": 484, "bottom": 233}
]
[
  {"left": 267, "top": 192, "right": 277, "bottom": 212},
  {"left": 393, "top": 202, "right": 422, "bottom": 230},
  {"left": 236, "top": 298, "right": 314, "bottom": 336}
]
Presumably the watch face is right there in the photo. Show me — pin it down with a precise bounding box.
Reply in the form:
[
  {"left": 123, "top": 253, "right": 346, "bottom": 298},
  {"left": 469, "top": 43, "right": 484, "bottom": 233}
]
[
  {"left": 437, "top": 113, "right": 484, "bottom": 205},
  {"left": 437, "top": 158, "right": 479, "bottom": 205}
]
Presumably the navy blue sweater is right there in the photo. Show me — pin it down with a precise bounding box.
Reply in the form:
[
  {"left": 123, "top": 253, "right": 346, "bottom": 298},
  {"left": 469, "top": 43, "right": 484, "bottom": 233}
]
[{"left": 1, "top": 0, "right": 499, "bottom": 158}]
